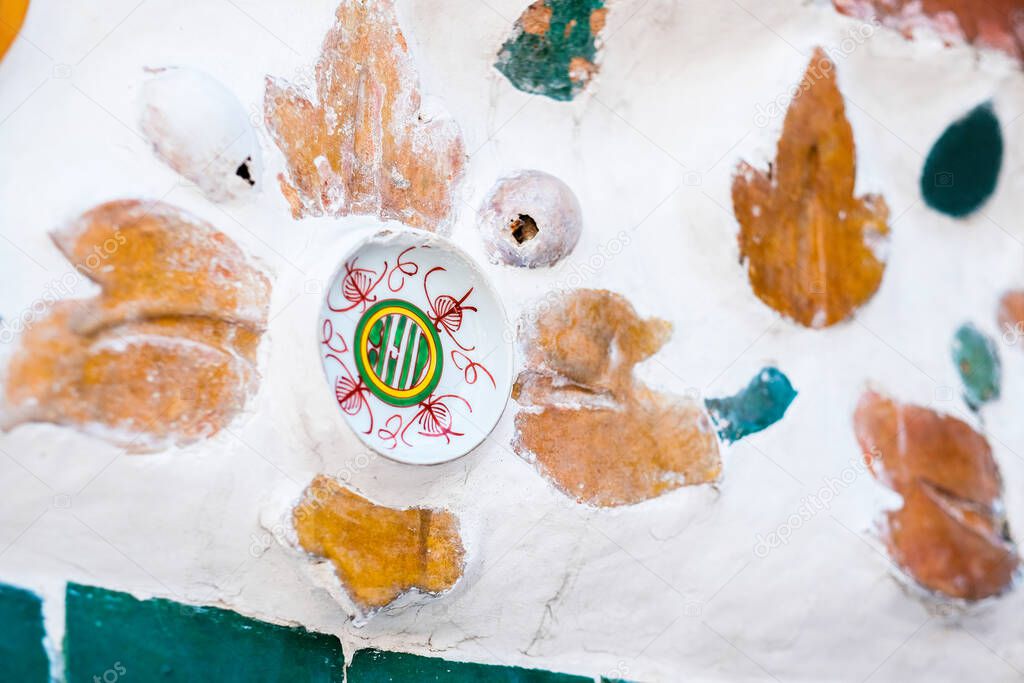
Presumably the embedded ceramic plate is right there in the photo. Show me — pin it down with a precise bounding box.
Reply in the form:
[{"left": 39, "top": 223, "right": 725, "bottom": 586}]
[{"left": 319, "top": 229, "right": 513, "bottom": 464}]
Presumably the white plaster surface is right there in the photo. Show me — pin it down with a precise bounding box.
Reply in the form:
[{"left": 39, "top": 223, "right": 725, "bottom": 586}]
[{"left": 2, "top": 1, "right": 1024, "bottom": 681}]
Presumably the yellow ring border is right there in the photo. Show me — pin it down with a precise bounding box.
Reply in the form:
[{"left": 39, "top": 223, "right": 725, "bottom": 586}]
[{"left": 358, "top": 305, "right": 438, "bottom": 400}]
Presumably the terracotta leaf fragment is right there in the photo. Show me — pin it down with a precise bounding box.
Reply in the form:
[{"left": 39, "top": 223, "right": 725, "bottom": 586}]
[
  {"left": 1, "top": 200, "right": 270, "bottom": 449},
  {"left": 854, "top": 390, "right": 1018, "bottom": 600},
  {"left": 513, "top": 289, "right": 720, "bottom": 507},
  {"left": 495, "top": 0, "right": 608, "bottom": 101},
  {"left": 264, "top": 0, "right": 466, "bottom": 231},
  {"left": 732, "top": 48, "right": 890, "bottom": 328},
  {"left": 52, "top": 200, "right": 271, "bottom": 334},
  {"left": 835, "top": 0, "right": 1024, "bottom": 62},
  {"left": 292, "top": 475, "right": 465, "bottom": 616}
]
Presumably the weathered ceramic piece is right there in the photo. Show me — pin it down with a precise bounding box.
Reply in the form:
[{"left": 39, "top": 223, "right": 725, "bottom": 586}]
[
  {"left": 319, "top": 229, "right": 512, "bottom": 464},
  {"left": 139, "top": 67, "right": 261, "bottom": 202},
  {"left": 292, "top": 475, "right": 465, "bottom": 621},
  {"left": 0, "top": 200, "right": 270, "bottom": 450},
  {"left": 854, "top": 390, "right": 1018, "bottom": 601},
  {"left": 513, "top": 289, "right": 721, "bottom": 507},
  {"left": 834, "top": 0, "right": 1024, "bottom": 62},
  {"left": 264, "top": 0, "right": 466, "bottom": 231},
  {"left": 732, "top": 48, "right": 890, "bottom": 328},
  {"left": 478, "top": 170, "right": 582, "bottom": 268}
]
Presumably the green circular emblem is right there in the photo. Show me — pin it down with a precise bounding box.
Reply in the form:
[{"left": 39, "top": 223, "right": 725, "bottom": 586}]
[{"left": 353, "top": 299, "right": 443, "bottom": 407}]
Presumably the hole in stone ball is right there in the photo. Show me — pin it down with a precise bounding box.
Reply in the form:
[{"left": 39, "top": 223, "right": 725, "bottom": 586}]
[
  {"left": 236, "top": 157, "right": 255, "bottom": 186},
  {"left": 510, "top": 214, "right": 539, "bottom": 244}
]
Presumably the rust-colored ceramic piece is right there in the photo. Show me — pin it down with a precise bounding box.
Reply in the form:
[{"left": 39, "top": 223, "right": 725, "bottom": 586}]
[
  {"left": 2, "top": 200, "right": 270, "bottom": 449},
  {"left": 835, "top": 0, "right": 1024, "bottom": 62},
  {"left": 292, "top": 475, "right": 465, "bottom": 613},
  {"left": 513, "top": 289, "right": 721, "bottom": 507},
  {"left": 997, "top": 290, "right": 1024, "bottom": 342},
  {"left": 732, "top": 48, "right": 890, "bottom": 328},
  {"left": 264, "top": 0, "right": 465, "bottom": 231},
  {"left": 854, "top": 390, "right": 1017, "bottom": 600},
  {"left": 52, "top": 200, "right": 270, "bottom": 334}
]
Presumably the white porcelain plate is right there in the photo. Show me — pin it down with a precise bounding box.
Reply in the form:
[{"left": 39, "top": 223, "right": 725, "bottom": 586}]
[{"left": 319, "top": 229, "right": 513, "bottom": 464}]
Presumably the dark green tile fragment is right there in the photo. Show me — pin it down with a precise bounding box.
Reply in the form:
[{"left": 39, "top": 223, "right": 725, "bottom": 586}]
[
  {"left": 705, "top": 367, "right": 797, "bottom": 444},
  {"left": 64, "top": 583, "right": 344, "bottom": 683},
  {"left": 347, "top": 648, "right": 592, "bottom": 682},
  {"left": 0, "top": 583, "right": 50, "bottom": 683},
  {"left": 952, "top": 323, "right": 1001, "bottom": 410},
  {"left": 495, "top": 0, "right": 605, "bottom": 101},
  {"left": 921, "top": 102, "right": 1003, "bottom": 218}
]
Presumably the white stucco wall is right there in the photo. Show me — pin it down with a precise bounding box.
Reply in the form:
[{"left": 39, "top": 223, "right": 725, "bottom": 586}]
[{"left": 2, "top": 1, "right": 1024, "bottom": 680}]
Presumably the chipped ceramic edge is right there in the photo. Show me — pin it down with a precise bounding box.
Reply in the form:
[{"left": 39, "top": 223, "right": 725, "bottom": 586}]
[
  {"left": 510, "top": 289, "right": 723, "bottom": 508},
  {"left": 0, "top": 200, "right": 274, "bottom": 450},
  {"left": 259, "top": 480, "right": 472, "bottom": 627},
  {"left": 316, "top": 227, "right": 514, "bottom": 466},
  {"left": 856, "top": 384, "right": 1021, "bottom": 604},
  {"left": 50, "top": 201, "right": 275, "bottom": 333},
  {"left": 868, "top": 511, "right": 1021, "bottom": 613},
  {"left": 138, "top": 66, "right": 262, "bottom": 203}
]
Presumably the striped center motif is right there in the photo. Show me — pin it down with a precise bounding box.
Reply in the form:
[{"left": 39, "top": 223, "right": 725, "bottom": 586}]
[{"left": 353, "top": 299, "right": 443, "bottom": 407}]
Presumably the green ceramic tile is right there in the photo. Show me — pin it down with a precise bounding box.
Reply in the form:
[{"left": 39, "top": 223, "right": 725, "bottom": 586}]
[
  {"left": 348, "top": 648, "right": 593, "bottom": 682},
  {"left": 952, "top": 323, "right": 1001, "bottom": 410},
  {"left": 495, "top": 0, "right": 606, "bottom": 101},
  {"left": 921, "top": 102, "right": 1003, "bottom": 218},
  {"left": 705, "top": 367, "right": 797, "bottom": 443},
  {"left": 0, "top": 583, "right": 49, "bottom": 683},
  {"left": 64, "top": 583, "right": 344, "bottom": 683}
]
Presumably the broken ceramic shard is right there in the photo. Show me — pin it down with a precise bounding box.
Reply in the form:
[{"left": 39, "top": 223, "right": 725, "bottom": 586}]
[
  {"left": 0, "top": 0, "right": 28, "bottom": 64},
  {"left": 997, "top": 289, "right": 1024, "bottom": 344},
  {"left": 292, "top": 475, "right": 465, "bottom": 620},
  {"left": 834, "top": 0, "right": 1024, "bottom": 62},
  {"left": 139, "top": 67, "right": 261, "bottom": 202},
  {"left": 495, "top": 0, "right": 608, "bottom": 101},
  {"left": 921, "top": 103, "right": 1002, "bottom": 218},
  {"left": 732, "top": 48, "right": 890, "bottom": 328},
  {"left": 478, "top": 170, "right": 582, "bottom": 268},
  {"left": 513, "top": 289, "right": 720, "bottom": 507},
  {"left": 951, "top": 323, "right": 1000, "bottom": 411},
  {"left": 854, "top": 390, "right": 1018, "bottom": 600},
  {"left": 51, "top": 200, "right": 271, "bottom": 334},
  {"left": 264, "top": 0, "right": 466, "bottom": 231},
  {"left": 1, "top": 200, "right": 270, "bottom": 449},
  {"left": 705, "top": 367, "right": 797, "bottom": 444}
]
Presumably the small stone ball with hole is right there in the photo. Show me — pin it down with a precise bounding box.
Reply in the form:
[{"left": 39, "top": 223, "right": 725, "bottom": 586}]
[{"left": 478, "top": 170, "right": 582, "bottom": 268}]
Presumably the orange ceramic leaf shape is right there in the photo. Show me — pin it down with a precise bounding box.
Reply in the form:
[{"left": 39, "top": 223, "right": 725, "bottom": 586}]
[
  {"left": 2, "top": 200, "right": 270, "bottom": 449},
  {"left": 52, "top": 200, "right": 271, "bottom": 335},
  {"left": 3, "top": 302, "right": 258, "bottom": 446},
  {"left": 732, "top": 48, "right": 890, "bottom": 328},
  {"left": 293, "top": 475, "right": 465, "bottom": 615},
  {"left": 513, "top": 289, "right": 721, "bottom": 507},
  {"left": 854, "top": 390, "right": 1017, "bottom": 600},
  {"left": 264, "top": 0, "right": 466, "bottom": 232}
]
